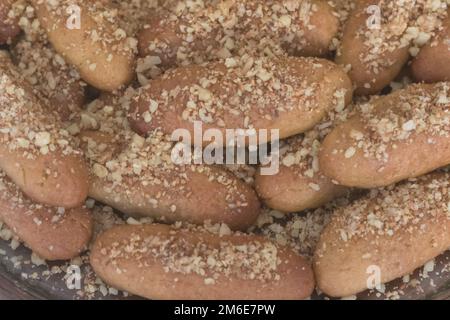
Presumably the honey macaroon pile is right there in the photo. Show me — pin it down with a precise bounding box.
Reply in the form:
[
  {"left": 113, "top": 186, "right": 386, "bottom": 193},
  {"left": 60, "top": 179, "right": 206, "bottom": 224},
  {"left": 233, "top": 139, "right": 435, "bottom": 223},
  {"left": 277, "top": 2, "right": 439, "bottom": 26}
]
[{"left": 0, "top": 0, "right": 450, "bottom": 300}]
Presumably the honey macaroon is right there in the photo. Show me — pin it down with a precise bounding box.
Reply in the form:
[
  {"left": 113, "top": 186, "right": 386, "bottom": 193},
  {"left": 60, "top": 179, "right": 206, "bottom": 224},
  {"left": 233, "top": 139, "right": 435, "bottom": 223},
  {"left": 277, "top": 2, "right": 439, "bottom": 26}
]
[
  {"left": 31, "top": 0, "right": 136, "bottom": 91},
  {"left": 0, "top": 170, "right": 92, "bottom": 261},
  {"left": 314, "top": 172, "right": 450, "bottom": 297},
  {"left": 320, "top": 82, "right": 450, "bottom": 188},
  {"left": 130, "top": 56, "right": 352, "bottom": 144},
  {"left": 91, "top": 223, "right": 315, "bottom": 300},
  {"left": 336, "top": 0, "right": 448, "bottom": 95},
  {"left": 0, "top": 51, "right": 89, "bottom": 208},
  {"left": 138, "top": 0, "right": 339, "bottom": 70}
]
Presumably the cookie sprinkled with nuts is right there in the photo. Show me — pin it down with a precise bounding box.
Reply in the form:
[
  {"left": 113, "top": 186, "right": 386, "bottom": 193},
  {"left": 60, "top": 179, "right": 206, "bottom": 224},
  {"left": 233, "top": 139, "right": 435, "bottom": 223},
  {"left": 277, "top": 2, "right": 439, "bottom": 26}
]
[
  {"left": 326, "top": 173, "right": 450, "bottom": 241},
  {"left": 354, "top": 0, "right": 448, "bottom": 70},
  {"left": 0, "top": 53, "right": 80, "bottom": 158},
  {"left": 139, "top": 0, "right": 325, "bottom": 68},
  {"left": 351, "top": 82, "right": 450, "bottom": 162},
  {"left": 100, "top": 227, "right": 281, "bottom": 283}
]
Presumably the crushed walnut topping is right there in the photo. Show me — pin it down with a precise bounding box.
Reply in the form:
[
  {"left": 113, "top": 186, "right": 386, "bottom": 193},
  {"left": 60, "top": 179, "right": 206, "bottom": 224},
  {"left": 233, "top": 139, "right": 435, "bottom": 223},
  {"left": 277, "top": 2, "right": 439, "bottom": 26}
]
[
  {"left": 350, "top": 0, "right": 448, "bottom": 73},
  {"left": 345, "top": 82, "right": 450, "bottom": 162},
  {"left": 0, "top": 53, "right": 80, "bottom": 157},
  {"left": 11, "top": 3, "right": 86, "bottom": 121},
  {"left": 333, "top": 173, "right": 450, "bottom": 241},
  {"left": 276, "top": 88, "right": 350, "bottom": 185},
  {"left": 35, "top": 0, "right": 137, "bottom": 56},
  {"left": 111, "top": 0, "right": 169, "bottom": 36},
  {"left": 141, "top": 0, "right": 319, "bottom": 68},
  {"left": 253, "top": 203, "right": 343, "bottom": 258},
  {"left": 224, "top": 163, "right": 256, "bottom": 186},
  {"left": 135, "top": 55, "right": 335, "bottom": 130},
  {"left": 100, "top": 227, "right": 281, "bottom": 282},
  {"left": 327, "top": 0, "right": 355, "bottom": 51}
]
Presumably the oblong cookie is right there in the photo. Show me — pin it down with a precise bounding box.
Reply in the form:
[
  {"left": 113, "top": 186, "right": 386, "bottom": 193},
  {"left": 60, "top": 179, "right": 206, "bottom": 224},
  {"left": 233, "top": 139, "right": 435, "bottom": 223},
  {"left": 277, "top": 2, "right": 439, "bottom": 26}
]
[
  {"left": 320, "top": 82, "right": 450, "bottom": 188},
  {"left": 31, "top": 0, "right": 136, "bottom": 91},
  {"left": 0, "top": 52, "right": 89, "bottom": 208},
  {"left": 314, "top": 173, "right": 450, "bottom": 297},
  {"left": 0, "top": 171, "right": 92, "bottom": 260},
  {"left": 130, "top": 56, "right": 352, "bottom": 144},
  {"left": 138, "top": 0, "right": 339, "bottom": 69},
  {"left": 91, "top": 224, "right": 315, "bottom": 300}
]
